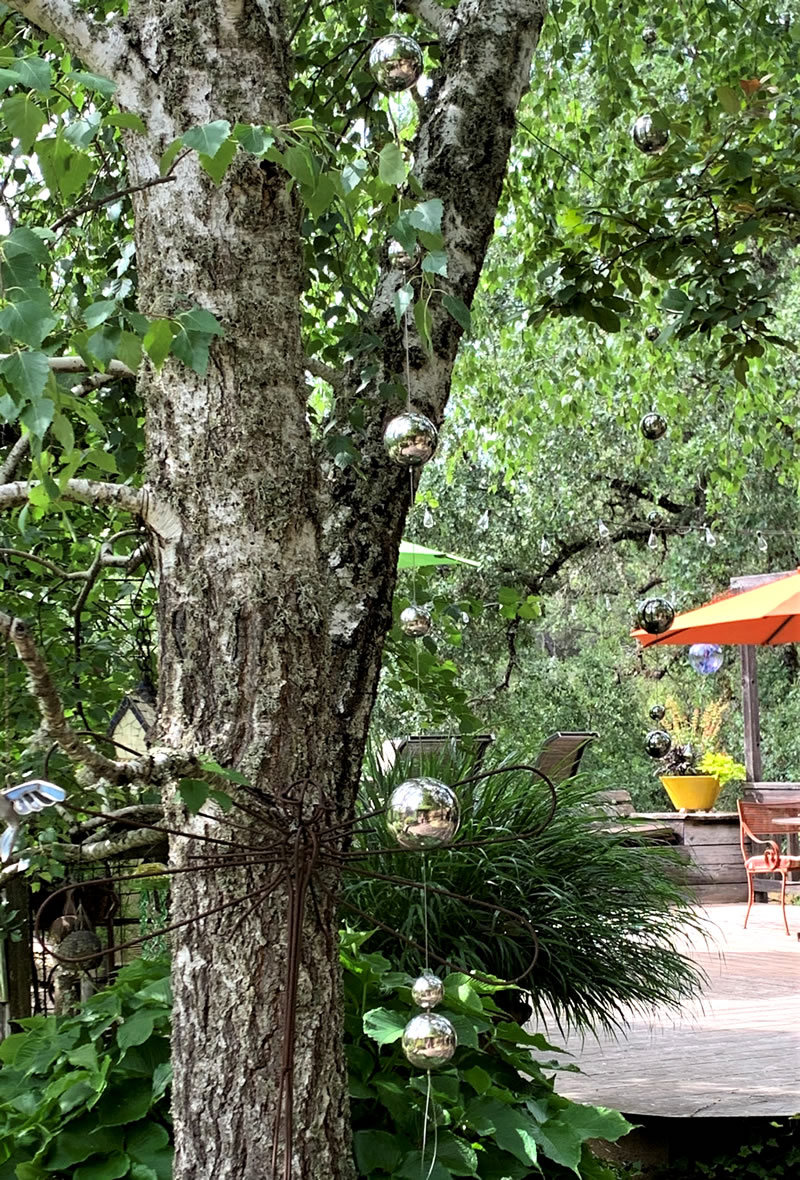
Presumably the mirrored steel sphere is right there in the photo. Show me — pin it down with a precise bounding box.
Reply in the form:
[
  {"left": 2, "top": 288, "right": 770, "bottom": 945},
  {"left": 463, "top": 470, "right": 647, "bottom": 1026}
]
[
  {"left": 383, "top": 413, "right": 438, "bottom": 467},
  {"left": 646, "top": 509, "right": 663, "bottom": 527},
  {"left": 636, "top": 597, "right": 675, "bottom": 635},
  {"left": 632, "top": 115, "right": 670, "bottom": 155},
  {"left": 688, "top": 643, "right": 724, "bottom": 675},
  {"left": 411, "top": 972, "right": 444, "bottom": 1010},
  {"left": 645, "top": 729, "right": 672, "bottom": 758},
  {"left": 388, "top": 239, "right": 418, "bottom": 270},
  {"left": 642, "top": 26, "right": 657, "bottom": 44},
  {"left": 649, "top": 703, "right": 666, "bottom": 721},
  {"left": 387, "top": 777, "right": 460, "bottom": 849},
  {"left": 640, "top": 412, "right": 667, "bottom": 441},
  {"left": 645, "top": 324, "right": 660, "bottom": 342},
  {"left": 369, "top": 34, "right": 424, "bottom": 92},
  {"left": 402, "top": 1011, "right": 457, "bottom": 1069},
  {"left": 400, "top": 604, "right": 432, "bottom": 638}
]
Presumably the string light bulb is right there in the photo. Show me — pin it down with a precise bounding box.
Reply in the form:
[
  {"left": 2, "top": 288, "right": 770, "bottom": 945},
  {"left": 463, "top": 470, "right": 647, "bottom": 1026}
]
[
  {"left": 597, "top": 519, "right": 611, "bottom": 540},
  {"left": 757, "top": 531, "right": 768, "bottom": 553},
  {"left": 540, "top": 536, "right": 552, "bottom": 556},
  {"left": 647, "top": 529, "right": 658, "bottom": 550},
  {"left": 704, "top": 525, "right": 716, "bottom": 548}
]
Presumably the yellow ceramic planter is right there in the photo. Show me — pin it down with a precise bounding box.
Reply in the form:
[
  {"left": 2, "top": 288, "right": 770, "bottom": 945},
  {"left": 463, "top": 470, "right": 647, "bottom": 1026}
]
[{"left": 659, "top": 774, "right": 721, "bottom": 811}]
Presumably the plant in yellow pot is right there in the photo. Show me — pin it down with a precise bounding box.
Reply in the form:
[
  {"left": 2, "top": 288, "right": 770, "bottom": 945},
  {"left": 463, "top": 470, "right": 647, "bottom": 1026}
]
[{"left": 656, "top": 699, "right": 744, "bottom": 811}]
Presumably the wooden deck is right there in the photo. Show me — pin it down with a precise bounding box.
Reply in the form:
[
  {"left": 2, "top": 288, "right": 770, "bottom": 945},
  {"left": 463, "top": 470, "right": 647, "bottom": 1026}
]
[{"left": 537, "top": 902, "right": 800, "bottom": 1118}]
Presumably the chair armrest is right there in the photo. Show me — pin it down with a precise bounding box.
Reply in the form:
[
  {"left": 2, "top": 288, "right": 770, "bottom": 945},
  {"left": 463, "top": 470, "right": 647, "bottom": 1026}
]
[{"left": 745, "top": 832, "right": 782, "bottom": 869}]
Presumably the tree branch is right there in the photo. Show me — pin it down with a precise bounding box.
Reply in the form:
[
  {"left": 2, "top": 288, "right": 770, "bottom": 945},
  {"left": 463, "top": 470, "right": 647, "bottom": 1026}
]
[
  {"left": 0, "top": 480, "right": 181, "bottom": 545},
  {"left": 402, "top": 0, "right": 458, "bottom": 37},
  {"left": 4, "top": 0, "right": 141, "bottom": 88},
  {"left": 305, "top": 357, "right": 344, "bottom": 394},
  {"left": 0, "top": 434, "right": 33, "bottom": 484},
  {"left": 50, "top": 826, "right": 168, "bottom": 863},
  {"left": 0, "top": 357, "right": 135, "bottom": 377},
  {"left": 50, "top": 152, "right": 191, "bottom": 233}
]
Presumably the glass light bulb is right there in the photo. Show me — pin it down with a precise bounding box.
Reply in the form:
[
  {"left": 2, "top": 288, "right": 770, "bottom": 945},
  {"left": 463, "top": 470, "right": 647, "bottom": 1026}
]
[{"left": 648, "top": 529, "right": 658, "bottom": 549}]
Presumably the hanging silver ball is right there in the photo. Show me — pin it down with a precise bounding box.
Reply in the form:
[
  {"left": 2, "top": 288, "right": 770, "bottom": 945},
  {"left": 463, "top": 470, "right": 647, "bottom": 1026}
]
[
  {"left": 640, "top": 412, "right": 667, "bottom": 441},
  {"left": 645, "top": 729, "right": 672, "bottom": 758},
  {"left": 632, "top": 115, "right": 669, "bottom": 155},
  {"left": 688, "top": 642, "right": 724, "bottom": 675},
  {"left": 642, "top": 27, "right": 657, "bottom": 44},
  {"left": 646, "top": 509, "right": 663, "bottom": 527},
  {"left": 387, "top": 777, "right": 460, "bottom": 849},
  {"left": 388, "top": 239, "right": 419, "bottom": 270},
  {"left": 411, "top": 972, "right": 444, "bottom": 1010},
  {"left": 383, "top": 413, "right": 438, "bottom": 467},
  {"left": 400, "top": 604, "right": 432, "bottom": 638},
  {"left": 636, "top": 597, "right": 675, "bottom": 634},
  {"left": 369, "top": 34, "right": 424, "bottom": 93},
  {"left": 645, "top": 324, "right": 660, "bottom": 342},
  {"left": 649, "top": 703, "right": 666, "bottom": 721},
  {"left": 402, "top": 1011, "right": 457, "bottom": 1069}
]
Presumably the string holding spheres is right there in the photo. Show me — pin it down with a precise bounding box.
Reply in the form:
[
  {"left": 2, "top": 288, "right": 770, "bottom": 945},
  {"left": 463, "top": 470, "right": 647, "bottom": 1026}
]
[
  {"left": 369, "top": 34, "right": 424, "bottom": 92},
  {"left": 400, "top": 604, "right": 432, "bottom": 638},
  {"left": 688, "top": 643, "right": 724, "bottom": 675},
  {"left": 386, "top": 777, "right": 460, "bottom": 849},
  {"left": 401, "top": 1011, "right": 457, "bottom": 1069},
  {"left": 640, "top": 412, "right": 667, "bottom": 441},
  {"left": 383, "top": 413, "right": 438, "bottom": 467},
  {"left": 632, "top": 115, "right": 670, "bottom": 155},
  {"left": 637, "top": 597, "right": 675, "bottom": 635},
  {"left": 411, "top": 972, "right": 444, "bottom": 1010},
  {"left": 649, "top": 703, "right": 666, "bottom": 721},
  {"left": 645, "top": 729, "right": 672, "bottom": 758}
]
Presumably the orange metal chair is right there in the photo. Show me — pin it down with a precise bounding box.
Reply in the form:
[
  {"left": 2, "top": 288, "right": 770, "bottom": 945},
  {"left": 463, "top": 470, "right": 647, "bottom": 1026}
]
[{"left": 738, "top": 800, "right": 800, "bottom": 936}]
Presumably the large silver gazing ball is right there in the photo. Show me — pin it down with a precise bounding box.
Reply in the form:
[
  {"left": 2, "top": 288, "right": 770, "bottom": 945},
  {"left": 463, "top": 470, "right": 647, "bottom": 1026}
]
[
  {"left": 387, "top": 777, "right": 460, "bottom": 849},
  {"left": 411, "top": 972, "right": 444, "bottom": 1010},
  {"left": 642, "top": 26, "right": 657, "bottom": 44},
  {"left": 632, "top": 115, "right": 669, "bottom": 155},
  {"left": 400, "top": 604, "right": 432, "bottom": 638},
  {"left": 383, "top": 413, "right": 438, "bottom": 467},
  {"left": 369, "top": 34, "right": 424, "bottom": 93},
  {"left": 402, "top": 1011, "right": 457, "bottom": 1069},
  {"left": 636, "top": 597, "right": 675, "bottom": 635},
  {"left": 640, "top": 412, "right": 667, "bottom": 441},
  {"left": 645, "top": 729, "right": 672, "bottom": 758}
]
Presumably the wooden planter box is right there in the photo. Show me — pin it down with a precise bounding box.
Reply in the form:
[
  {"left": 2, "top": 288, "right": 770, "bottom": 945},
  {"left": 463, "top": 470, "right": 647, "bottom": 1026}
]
[{"left": 636, "top": 810, "right": 747, "bottom": 903}]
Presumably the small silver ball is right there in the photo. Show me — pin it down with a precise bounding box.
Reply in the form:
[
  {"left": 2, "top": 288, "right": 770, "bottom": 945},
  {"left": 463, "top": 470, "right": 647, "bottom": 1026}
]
[
  {"left": 387, "top": 777, "right": 460, "bottom": 849},
  {"left": 411, "top": 972, "right": 444, "bottom": 1010},
  {"left": 369, "top": 34, "right": 424, "bottom": 93},
  {"left": 400, "top": 604, "right": 432, "bottom": 638},
  {"left": 632, "top": 115, "right": 669, "bottom": 155},
  {"left": 645, "top": 729, "right": 672, "bottom": 758},
  {"left": 383, "top": 413, "right": 438, "bottom": 467},
  {"left": 388, "top": 239, "right": 418, "bottom": 270},
  {"left": 645, "top": 324, "right": 660, "bottom": 342},
  {"left": 640, "top": 412, "right": 667, "bottom": 441},
  {"left": 642, "top": 27, "right": 657, "bottom": 44},
  {"left": 649, "top": 703, "right": 666, "bottom": 721},
  {"left": 637, "top": 597, "right": 675, "bottom": 635},
  {"left": 402, "top": 1011, "right": 457, "bottom": 1069}
]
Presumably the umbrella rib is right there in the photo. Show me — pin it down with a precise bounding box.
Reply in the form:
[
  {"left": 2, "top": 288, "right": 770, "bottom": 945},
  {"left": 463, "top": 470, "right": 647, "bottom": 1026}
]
[{"left": 764, "top": 616, "right": 792, "bottom": 644}]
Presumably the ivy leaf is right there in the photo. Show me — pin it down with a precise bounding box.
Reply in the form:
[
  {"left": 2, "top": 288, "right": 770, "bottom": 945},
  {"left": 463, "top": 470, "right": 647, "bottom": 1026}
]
[
  {"left": 378, "top": 142, "right": 408, "bottom": 187},
  {"left": 182, "top": 120, "right": 232, "bottom": 158},
  {"left": 2, "top": 93, "right": 47, "bottom": 152},
  {"left": 0, "top": 350, "right": 50, "bottom": 400}
]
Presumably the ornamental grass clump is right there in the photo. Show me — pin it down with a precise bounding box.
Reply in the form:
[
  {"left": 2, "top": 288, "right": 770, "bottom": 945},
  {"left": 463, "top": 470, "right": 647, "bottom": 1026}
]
[{"left": 350, "top": 746, "right": 705, "bottom": 1034}]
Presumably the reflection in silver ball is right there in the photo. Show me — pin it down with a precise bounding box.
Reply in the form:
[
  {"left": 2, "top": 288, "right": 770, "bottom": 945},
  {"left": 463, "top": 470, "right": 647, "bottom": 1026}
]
[
  {"left": 400, "top": 604, "right": 432, "bottom": 638},
  {"left": 402, "top": 1011, "right": 457, "bottom": 1069},
  {"left": 637, "top": 597, "right": 675, "bottom": 635},
  {"left": 411, "top": 972, "right": 444, "bottom": 1010},
  {"left": 387, "top": 778, "right": 460, "bottom": 849},
  {"left": 640, "top": 412, "right": 667, "bottom": 441},
  {"left": 646, "top": 509, "right": 663, "bottom": 527},
  {"left": 649, "top": 703, "right": 666, "bottom": 721},
  {"left": 383, "top": 413, "right": 438, "bottom": 467},
  {"left": 645, "top": 324, "right": 660, "bottom": 342},
  {"left": 645, "top": 729, "right": 672, "bottom": 758},
  {"left": 388, "top": 239, "right": 418, "bottom": 270},
  {"left": 688, "top": 642, "right": 724, "bottom": 675},
  {"left": 632, "top": 115, "right": 669, "bottom": 155},
  {"left": 642, "top": 26, "right": 657, "bottom": 44},
  {"left": 369, "top": 34, "right": 424, "bottom": 93}
]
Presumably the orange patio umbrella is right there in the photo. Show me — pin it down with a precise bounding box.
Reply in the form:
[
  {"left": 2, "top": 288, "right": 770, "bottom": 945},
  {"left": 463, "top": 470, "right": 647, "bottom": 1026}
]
[{"left": 632, "top": 569, "right": 800, "bottom": 648}]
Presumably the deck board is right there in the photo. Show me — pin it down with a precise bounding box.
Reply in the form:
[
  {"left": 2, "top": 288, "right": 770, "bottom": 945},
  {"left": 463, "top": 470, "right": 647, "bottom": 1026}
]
[{"left": 535, "top": 903, "right": 800, "bottom": 1118}]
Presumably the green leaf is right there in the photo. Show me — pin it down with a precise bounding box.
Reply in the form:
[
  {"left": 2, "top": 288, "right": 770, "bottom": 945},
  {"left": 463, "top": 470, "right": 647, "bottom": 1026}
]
[
  {"left": 723, "top": 149, "right": 752, "bottom": 181},
  {"left": 20, "top": 397, "right": 54, "bottom": 439},
  {"left": 11, "top": 55, "right": 51, "bottom": 93},
  {"left": 0, "top": 351, "right": 50, "bottom": 400},
  {"left": 159, "top": 138, "right": 184, "bottom": 177},
  {"left": 304, "top": 171, "right": 337, "bottom": 218},
  {"left": 74, "top": 1152, "right": 130, "bottom": 1180},
  {"left": 198, "top": 136, "right": 238, "bottom": 185},
  {"left": 398, "top": 1154, "right": 451, "bottom": 1180},
  {"left": 143, "top": 320, "right": 176, "bottom": 369},
  {"left": 661, "top": 288, "right": 689, "bottom": 312},
  {"left": 182, "top": 119, "right": 232, "bottom": 158},
  {"left": 353, "top": 1129, "right": 404, "bottom": 1174},
  {"left": 409, "top": 199, "right": 444, "bottom": 235},
  {"left": 465, "top": 1099, "right": 538, "bottom": 1166},
  {"left": 442, "top": 294, "right": 471, "bottom": 332},
  {"left": 393, "top": 283, "right": 413, "bottom": 324},
  {"left": 106, "top": 112, "right": 148, "bottom": 133},
  {"left": 363, "top": 1006, "right": 407, "bottom": 1045},
  {"left": 170, "top": 326, "right": 212, "bottom": 375},
  {"left": 378, "top": 142, "right": 408, "bottom": 187},
  {"left": 0, "top": 290, "right": 57, "bottom": 347},
  {"left": 414, "top": 298, "right": 433, "bottom": 356},
  {"left": 37, "top": 136, "right": 94, "bottom": 201},
  {"left": 422, "top": 250, "right": 448, "bottom": 277},
  {"left": 44, "top": 1123, "right": 121, "bottom": 1169},
  {"left": 2, "top": 93, "right": 46, "bottom": 152},
  {"left": 233, "top": 123, "right": 275, "bottom": 154},
  {"left": 83, "top": 301, "right": 118, "bottom": 330},
  {"left": 177, "top": 307, "right": 224, "bottom": 336},
  {"left": 67, "top": 70, "right": 117, "bottom": 97},
  {"left": 178, "top": 778, "right": 210, "bottom": 813},
  {"left": 126, "top": 1121, "right": 172, "bottom": 1180},
  {"left": 95, "top": 1078, "right": 154, "bottom": 1126},
  {"left": 283, "top": 144, "right": 316, "bottom": 187},
  {"left": 117, "top": 1010, "right": 155, "bottom": 1051},
  {"left": 716, "top": 85, "right": 740, "bottom": 114}
]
